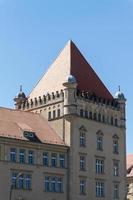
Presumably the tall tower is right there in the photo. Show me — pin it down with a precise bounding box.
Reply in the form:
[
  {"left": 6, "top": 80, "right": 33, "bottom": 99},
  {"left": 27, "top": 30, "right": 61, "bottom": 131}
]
[{"left": 16, "top": 41, "right": 126, "bottom": 200}]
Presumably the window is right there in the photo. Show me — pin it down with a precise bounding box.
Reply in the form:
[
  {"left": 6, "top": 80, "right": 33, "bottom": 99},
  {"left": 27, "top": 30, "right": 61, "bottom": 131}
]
[
  {"left": 80, "top": 132, "right": 86, "bottom": 147},
  {"left": 57, "top": 109, "right": 60, "bottom": 118},
  {"left": 113, "top": 160, "right": 119, "bottom": 176},
  {"left": 111, "top": 117, "right": 114, "bottom": 125},
  {"left": 11, "top": 172, "right": 17, "bottom": 188},
  {"left": 94, "top": 113, "right": 97, "bottom": 120},
  {"left": 43, "top": 152, "right": 49, "bottom": 166},
  {"left": 51, "top": 153, "right": 57, "bottom": 167},
  {"left": 80, "top": 109, "right": 84, "bottom": 117},
  {"left": 57, "top": 177, "right": 63, "bottom": 193},
  {"left": 113, "top": 136, "right": 119, "bottom": 154},
  {"left": 80, "top": 179, "right": 86, "bottom": 195},
  {"left": 102, "top": 115, "right": 105, "bottom": 123},
  {"left": 44, "top": 176, "right": 63, "bottom": 193},
  {"left": 48, "top": 111, "right": 51, "bottom": 120},
  {"left": 53, "top": 110, "right": 56, "bottom": 119},
  {"left": 18, "top": 174, "right": 24, "bottom": 189},
  {"left": 114, "top": 183, "right": 119, "bottom": 199},
  {"left": 19, "top": 149, "right": 25, "bottom": 164},
  {"left": 96, "top": 181, "right": 105, "bottom": 197},
  {"left": 11, "top": 172, "right": 31, "bottom": 190},
  {"left": 59, "top": 154, "right": 65, "bottom": 168},
  {"left": 89, "top": 111, "right": 92, "bottom": 119},
  {"left": 10, "top": 148, "right": 16, "bottom": 162},
  {"left": 80, "top": 156, "right": 86, "bottom": 171},
  {"left": 51, "top": 177, "right": 56, "bottom": 192},
  {"left": 28, "top": 150, "right": 34, "bottom": 165},
  {"left": 25, "top": 174, "right": 31, "bottom": 190},
  {"left": 96, "top": 159, "right": 104, "bottom": 174},
  {"left": 98, "top": 113, "right": 101, "bottom": 122},
  {"left": 97, "top": 136, "right": 103, "bottom": 151},
  {"left": 85, "top": 110, "right": 88, "bottom": 118},
  {"left": 44, "top": 176, "right": 50, "bottom": 192},
  {"left": 115, "top": 118, "right": 118, "bottom": 126}
]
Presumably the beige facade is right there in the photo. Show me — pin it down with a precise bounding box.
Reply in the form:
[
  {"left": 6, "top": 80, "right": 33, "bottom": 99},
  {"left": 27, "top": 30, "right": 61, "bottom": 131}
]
[
  {"left": 127, "top": 155, "right": 133, "bottom": 200},
  {"left": 0, "top": 40, "right": 127, "bottom": 200}
]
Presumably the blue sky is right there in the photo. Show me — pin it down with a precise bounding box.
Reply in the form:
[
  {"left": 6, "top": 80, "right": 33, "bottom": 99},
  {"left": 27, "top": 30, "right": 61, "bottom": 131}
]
[{"left": 0, "top": 0, "right": 133, "bottom": 153}]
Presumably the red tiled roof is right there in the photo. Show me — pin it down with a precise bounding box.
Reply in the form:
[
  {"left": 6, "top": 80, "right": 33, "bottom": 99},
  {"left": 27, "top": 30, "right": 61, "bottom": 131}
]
[
  {"left": 0, "top": 107, "right": 65, "bottom": 146},
  {"left": 29, "top": 40, "right": 113, "bottom": 100},
  {"left": 127, "top": 154, "right": 133, "bottom": 177},
  {"left": 70, "top": 41, "right": 113, "bottom": 100}
]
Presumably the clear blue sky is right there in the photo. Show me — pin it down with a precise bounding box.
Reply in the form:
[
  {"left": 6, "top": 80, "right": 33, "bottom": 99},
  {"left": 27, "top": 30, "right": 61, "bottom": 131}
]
[{"left": 0, "top": 0, "right": 133, "bottom": 153}]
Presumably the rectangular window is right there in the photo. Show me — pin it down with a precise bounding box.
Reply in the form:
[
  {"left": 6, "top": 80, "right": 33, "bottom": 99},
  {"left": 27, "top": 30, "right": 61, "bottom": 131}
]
[
  {"left": 57, "top": 177, "right": 63, "bottom": 193},
  {"left": 10, "top": 148, "right": 16, "bottom": 162},
  {"left": 115, "top": 119, "right": 118, "bottom": 126},
  {"left": 51, "top": 153, "right": 57, "bottom": 167},
  {"left": 80, "top": 156, "right": 86, "bottom": 171},
  {"left": 80, "top": 109, "right": 84, "bottom": 117},
  {"left": 96, "top": 159, "right": 104, "bottom": 174},
  {"left": 96, "top": 181, "right": 105, "bottom": 197},
  {"left": 44, "top": 176, "right": 63, "bottom": 193},
  {"left": 97, "top": 136, "right": 103, "bottom": 151},
  {"left": 85, "top": 110, "right": 88, "bottom": 118},
  {"left": 18, "top": 174, "right": 24, "bottom": 189},
  {"left": 80, "top": 132, "right": 86, "bottom": 147},
  {"left": 28, "top": 150, "right": 34, "bottom": 165},
  {"left": 59, "top": 154, "right": 65, "bottom": 168},
  {"left": 43, "top": 152, "right": 49, "bottom": 166},
  {"left": 11, "top": 172, "right": 17, "bottom": 188},
  {"left": 25, "top": 174, "right": 31, "bottom": 190},
  {"left": 114, "top": 183, "right": 119, "bottom": 199},
  {"left": 11, "top": 172, "right": 31, "bottom": 190},
  {"left": 19, "top": 149, "right": 25, "bottom": 164},
  {"left": 80, "top": 179, "right": 86, "bottom": 194},
  {"left": 89, "top": 111, "right": 92, "bottom": 119},
  {"left": 51, "top": 177, "right": 56, "bottom": 192},
  {"left": 113, "top": 161, "right": 119, "bottom": 176},
  {"left": 44, "top": 176, "right": 50, "bottom": 192}
]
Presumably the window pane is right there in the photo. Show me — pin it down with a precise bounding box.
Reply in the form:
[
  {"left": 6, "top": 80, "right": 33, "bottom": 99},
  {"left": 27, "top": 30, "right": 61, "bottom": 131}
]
[
  {"left": 43, "top": 152, "right": 49, "bottom": 166},
  {"left": 51, "top": 153, "right": 57, "bottom": 167},
  {"left": 10, "top": 148, "right": 16, "bottom": 162}
]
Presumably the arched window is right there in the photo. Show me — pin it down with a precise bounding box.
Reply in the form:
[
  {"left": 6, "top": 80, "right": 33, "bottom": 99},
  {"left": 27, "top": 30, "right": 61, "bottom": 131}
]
[{"left": 113, "top": 134, "right": 119, "bottom": 154}]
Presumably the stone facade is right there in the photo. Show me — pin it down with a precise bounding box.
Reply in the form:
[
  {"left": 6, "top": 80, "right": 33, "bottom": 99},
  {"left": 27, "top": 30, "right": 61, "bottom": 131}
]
[{"left": 0, "top": 40, "right": 127, "bottom": 200}]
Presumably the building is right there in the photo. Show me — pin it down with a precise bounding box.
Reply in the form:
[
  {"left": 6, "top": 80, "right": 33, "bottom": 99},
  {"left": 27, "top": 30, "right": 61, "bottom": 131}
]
[
  {"left": 127, "top": 154, "right": 133, "bottom": 200},
  {"left": 0, "top": 40, "right": 127, "bottom": 200}
]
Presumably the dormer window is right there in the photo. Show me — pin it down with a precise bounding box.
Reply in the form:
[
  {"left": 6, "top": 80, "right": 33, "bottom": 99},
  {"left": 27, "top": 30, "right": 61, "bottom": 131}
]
[{"left": 24, "top": 131, "right": 34, "bottom": 138}]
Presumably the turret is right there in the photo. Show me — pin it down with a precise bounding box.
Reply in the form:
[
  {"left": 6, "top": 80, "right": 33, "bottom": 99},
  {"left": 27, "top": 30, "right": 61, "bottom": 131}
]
[
  {"left": 14, "top": 85, "right": 27, "bottom": 109},
  {"left": 114, "top": 86, "right": 126, "bottom": 128},
  {"left": 63, "top": 75, "right": 77, "bottom": 118}
]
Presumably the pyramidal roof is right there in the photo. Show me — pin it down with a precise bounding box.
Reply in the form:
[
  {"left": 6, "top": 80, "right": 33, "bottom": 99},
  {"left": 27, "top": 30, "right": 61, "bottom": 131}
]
[{"left": 29, "top": 40, "right": 113, "bottom": 100}]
